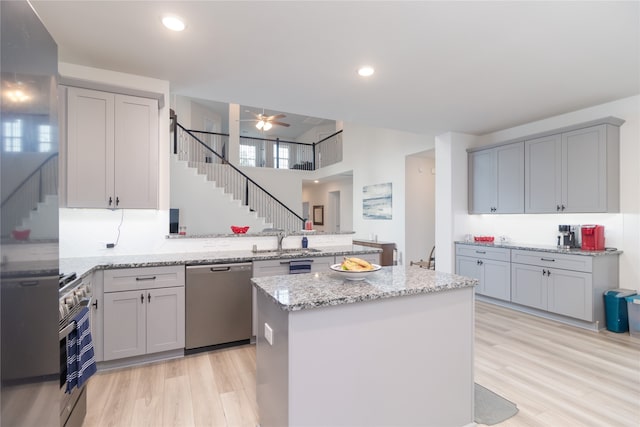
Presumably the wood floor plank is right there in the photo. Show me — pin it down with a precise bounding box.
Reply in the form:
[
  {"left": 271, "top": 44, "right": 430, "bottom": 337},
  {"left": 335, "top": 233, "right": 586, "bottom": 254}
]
[{"left": 82, "top": 303, "right": 639, "bottom": 426}]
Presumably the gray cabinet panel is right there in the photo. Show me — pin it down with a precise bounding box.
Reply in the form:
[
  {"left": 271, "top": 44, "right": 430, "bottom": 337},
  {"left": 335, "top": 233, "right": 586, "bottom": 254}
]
[
  {"left": 482, "top": 260, "right": 511, "bottom": 301},
  {"left": 562, "top": 125, "right": 607, "bottom": 213},
  {"left": 525, "top": 134, "right": 562, "bottom": 213},
  {"left": 469, "top": 150, "right": 495, "bottom": 214},
  {"left": 103, "top": 289, "right": 146, "bottom": 360},
  {"left": 146, "top": 287, "right": 185, "bottom": 353},
  {"left": 547, "top": 269, "right": 592, "bottom": 321},
  {"left": 468, "top": 142, "right": 523, "bottom": 214},
  {"left": 511, "top": 263, "right": 547, "bottom": 310}
]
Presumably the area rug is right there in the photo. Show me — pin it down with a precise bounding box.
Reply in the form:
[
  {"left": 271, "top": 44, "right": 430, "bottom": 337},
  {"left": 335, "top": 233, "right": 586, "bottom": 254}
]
[{"left": 474, "top": 383, "right": 519, "bottom": 425}]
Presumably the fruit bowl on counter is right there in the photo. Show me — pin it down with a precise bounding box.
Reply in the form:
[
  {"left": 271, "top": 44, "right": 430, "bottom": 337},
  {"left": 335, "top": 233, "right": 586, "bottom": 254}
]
[
  {"left": 231, "top": 226, "right": 250, "bottom": 234},
  {"left": 330, "top": 264, "right": 382, "bottom": 280}
]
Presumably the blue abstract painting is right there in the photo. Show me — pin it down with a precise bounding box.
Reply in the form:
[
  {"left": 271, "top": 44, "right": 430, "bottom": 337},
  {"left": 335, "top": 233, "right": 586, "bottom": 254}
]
[{"left": 363, "top": 182, "right": 392, "bottom": 220}]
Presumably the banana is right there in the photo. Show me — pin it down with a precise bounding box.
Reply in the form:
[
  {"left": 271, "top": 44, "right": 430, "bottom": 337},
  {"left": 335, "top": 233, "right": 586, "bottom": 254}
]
[{"left": 341, "top": 257, "right": 373, "bottom": 271}]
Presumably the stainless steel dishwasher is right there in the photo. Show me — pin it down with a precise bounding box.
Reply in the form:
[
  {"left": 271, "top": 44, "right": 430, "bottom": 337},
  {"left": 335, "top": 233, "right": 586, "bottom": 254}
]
[{"left": 185, "top": 263, "right": 252, "bottom": 351}]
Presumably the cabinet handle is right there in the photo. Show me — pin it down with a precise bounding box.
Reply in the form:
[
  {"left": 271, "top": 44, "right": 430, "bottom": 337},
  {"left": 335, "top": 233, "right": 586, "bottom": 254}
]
[
  {"left": 108, "top": 196, "right": 113, "bottom": 206},
  {"left": 561, "top": 204, "right": 565, "bottom": 211},
  {"left": 140, "top": 293, "right": 144, "bottom": 304},
  {"left": 116, "top": 196, "right": 120, "bottom": 206},
  {"left": 477, "top": 260, "right": 483, "bottom": 265},
  {"left": 556, "top": 205, "right": 561, "bottom": 211},
  {"left": 542, "top": 269, "right": 547, "bottom": 276},
  {"left": 148, "top": 292, "right": 151, "bottom": 303},
  {"left": 547, "top": 269, "right": 551, "bottom": 276},
  {"left": 136, "top": 276, "right": 157, "bottom": 281},
  {"left": 540, "top": 258, "right": 555, "bottom": 262},
  {"left": 475, "top": 251, "right": 486, "bottom": 254},
  {"left": 92, "top": 299, "right": 98, "bottom": 310}
]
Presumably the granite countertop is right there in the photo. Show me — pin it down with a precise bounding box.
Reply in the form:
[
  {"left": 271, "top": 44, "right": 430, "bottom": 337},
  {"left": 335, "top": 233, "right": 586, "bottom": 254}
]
[
  {"left": 455, "top": 241, "right": 622, "bottom": 256},
  {"left": 60, "top": 244, "right": 381, "bottom": 281},
  {"left": 251, "top": 266, "right": 477, "bottom": 312}
]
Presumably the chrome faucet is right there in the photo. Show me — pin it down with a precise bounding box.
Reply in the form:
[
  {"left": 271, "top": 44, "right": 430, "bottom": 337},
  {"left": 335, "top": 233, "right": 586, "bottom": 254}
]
[{"left": 277, "top": 231, "right": 288, "bottom": 252}]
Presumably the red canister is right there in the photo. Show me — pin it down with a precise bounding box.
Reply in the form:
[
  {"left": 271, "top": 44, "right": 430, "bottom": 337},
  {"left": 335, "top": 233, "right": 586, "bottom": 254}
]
[{"left": 581, "top": 225, "right": 605, "bottom": 250}]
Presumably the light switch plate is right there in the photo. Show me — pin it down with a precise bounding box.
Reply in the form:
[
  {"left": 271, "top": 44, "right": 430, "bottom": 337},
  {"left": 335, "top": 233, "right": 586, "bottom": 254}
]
[{"left": 264, "top": 323, "right": 273, "bottom": 345}]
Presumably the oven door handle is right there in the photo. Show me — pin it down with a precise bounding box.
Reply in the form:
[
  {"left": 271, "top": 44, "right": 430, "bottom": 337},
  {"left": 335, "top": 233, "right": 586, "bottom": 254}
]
[{"left": 59, "top": 322, "right": 76, "bottom": 340}]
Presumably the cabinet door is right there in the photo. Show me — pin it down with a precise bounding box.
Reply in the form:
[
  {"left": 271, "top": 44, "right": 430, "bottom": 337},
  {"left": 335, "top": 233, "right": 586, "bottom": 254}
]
[
  {"left": 67, "top": 87, "right": 114, "bottom": 208},
  {"left": 456, "top": 256, "right": 482, "bottom": 294},
  {"left": 511, "top": 264, "right": 547, "bottom": 310},
  {"left": 525, "top": 134, "right": 562, "bottom": 213},
  {"left": 562, "top": 125, "right": 607, "bottom": 213},
  {"left": 495, "top": 142, "right": 524, "bottom": 213},
  {"left": 468, "top": 149, "right": 496, "bottom": 214},
  {"left": 482, "top": 259, "right": 511, "bottom": 301},
  {"left": 547, "top": 269, "right": 592, "bottom": 321},
  {"left": 103, "top": 290, "right": 146, "bottom": 361},
  {"left": 114, "top": 95, "right": 159, "bottom": 208},
  {"left": 146, "top": 287, "right": 185, "bottom": 353}
]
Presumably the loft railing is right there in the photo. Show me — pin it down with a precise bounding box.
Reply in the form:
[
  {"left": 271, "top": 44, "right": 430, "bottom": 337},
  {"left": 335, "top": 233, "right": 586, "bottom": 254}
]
[
  {"left": 314, "top": 130, "right": 343, "bottom": 169},
  {"left": 1, "top": 153, "right": 58, "bottom": 237},
  {"left": 174, "top": 124, "right": 305, "bottom": 231}
]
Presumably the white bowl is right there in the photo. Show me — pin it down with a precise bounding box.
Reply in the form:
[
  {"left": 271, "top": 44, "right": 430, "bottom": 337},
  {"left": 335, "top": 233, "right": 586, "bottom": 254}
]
[{"left": 329, "top": 263, "right": 382, "bottom": 281}]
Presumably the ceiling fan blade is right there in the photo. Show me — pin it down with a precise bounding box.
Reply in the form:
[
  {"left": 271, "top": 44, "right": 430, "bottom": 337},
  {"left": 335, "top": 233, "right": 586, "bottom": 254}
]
[
  {"left": 265, "top": 113, "right": 286, "bottom": 121},
  {"left": 271, "top": 121, "right": 290, "bottom": 127}
]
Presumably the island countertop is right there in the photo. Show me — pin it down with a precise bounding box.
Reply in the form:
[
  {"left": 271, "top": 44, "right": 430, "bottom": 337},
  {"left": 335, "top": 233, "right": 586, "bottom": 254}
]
[{"left": 251, "top": 265, "right": 477, "bottom": 311}]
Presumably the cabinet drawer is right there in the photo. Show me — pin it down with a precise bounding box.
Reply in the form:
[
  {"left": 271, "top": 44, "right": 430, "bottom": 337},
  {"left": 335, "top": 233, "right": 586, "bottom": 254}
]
[
  {"left": 456, "top": 244, "right": 510, "bottom": 262},
  {"left": 104, "top": 265, "right": 185, "bottom": 292},
  {"left": 511, "top": 250, "right": 592, "bottom": 272},
  {"left": 253, "top": 256, "right": 336, "bottom": 277}
]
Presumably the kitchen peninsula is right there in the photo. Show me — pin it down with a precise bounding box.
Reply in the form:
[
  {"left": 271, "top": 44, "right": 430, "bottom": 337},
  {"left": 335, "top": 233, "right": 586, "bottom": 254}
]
[{"left": 252, "top": 266, "right": 477, "bottom": 427}]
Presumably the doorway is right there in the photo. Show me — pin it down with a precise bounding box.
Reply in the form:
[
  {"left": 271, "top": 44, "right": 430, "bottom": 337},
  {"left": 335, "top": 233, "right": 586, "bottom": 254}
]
[{"left": 328, "top": 191, "right": 340, "bottom": 233}]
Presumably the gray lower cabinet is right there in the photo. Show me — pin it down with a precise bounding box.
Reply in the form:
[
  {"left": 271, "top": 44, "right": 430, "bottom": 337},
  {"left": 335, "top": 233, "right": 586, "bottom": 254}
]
[
  {"left": 458, "top": 245, "right": 619, "bottom": 326},
  {"left": 511, "top": 249, "right": 611, "bottom": 323},
  {"left": 102, "top": 266, "right": 185, "bottom": 361},
  {"left": 455, "top": 244, "right": 510, "bottom": 301}
]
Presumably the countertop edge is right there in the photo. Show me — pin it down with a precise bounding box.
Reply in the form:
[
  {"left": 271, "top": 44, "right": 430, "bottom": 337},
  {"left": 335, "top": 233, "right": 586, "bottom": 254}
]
[{"left": 455, "top": 241, "right": 623, "bottom": 256}]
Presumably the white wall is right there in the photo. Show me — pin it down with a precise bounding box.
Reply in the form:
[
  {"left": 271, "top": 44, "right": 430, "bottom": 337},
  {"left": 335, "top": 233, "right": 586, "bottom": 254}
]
[
  {"left": 336, "top": 123, "right": 436, "bottom": 265},
  {"left": 405, "top": 154, "right": 435, "bottom": 264},
  {"left": 447, "top": 95, "right": 640, "bottom": 290}
]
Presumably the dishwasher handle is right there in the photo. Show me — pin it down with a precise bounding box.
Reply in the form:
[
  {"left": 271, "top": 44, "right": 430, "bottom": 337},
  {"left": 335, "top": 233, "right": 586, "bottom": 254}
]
[{"left": 186, "top": 263, "right": 252, "bottom": 273}]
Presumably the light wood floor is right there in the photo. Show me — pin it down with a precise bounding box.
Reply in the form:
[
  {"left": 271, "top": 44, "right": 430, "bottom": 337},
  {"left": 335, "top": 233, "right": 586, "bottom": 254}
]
[{"left": 83, "top": 301, "right": 640, "bottom": 426}]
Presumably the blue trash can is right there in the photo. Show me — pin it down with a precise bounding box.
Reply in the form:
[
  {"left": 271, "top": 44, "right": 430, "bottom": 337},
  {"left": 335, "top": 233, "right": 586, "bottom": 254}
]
[{"left": 603, "top": 289, "right": 637, "bottom": 332}]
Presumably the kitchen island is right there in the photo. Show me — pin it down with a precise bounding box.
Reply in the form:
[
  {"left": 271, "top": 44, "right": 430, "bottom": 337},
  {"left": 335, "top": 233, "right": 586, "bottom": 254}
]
[{"left": 252, "top": 266, "right": 477, "bottom": 427}]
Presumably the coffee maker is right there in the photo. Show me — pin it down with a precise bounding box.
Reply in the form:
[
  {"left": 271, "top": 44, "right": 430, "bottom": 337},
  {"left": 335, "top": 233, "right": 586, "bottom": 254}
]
[{"left": 557, "top": 225, "right": 580, "bottom": 249}]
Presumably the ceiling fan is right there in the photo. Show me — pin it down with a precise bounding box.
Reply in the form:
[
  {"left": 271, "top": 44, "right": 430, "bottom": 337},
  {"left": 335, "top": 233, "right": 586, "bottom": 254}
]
[{"left": 240, "top": 110, "right": 290, "bottom": 131}]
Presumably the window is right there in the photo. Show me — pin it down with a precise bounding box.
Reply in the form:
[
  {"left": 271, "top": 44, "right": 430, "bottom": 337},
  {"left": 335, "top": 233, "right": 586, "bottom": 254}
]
[
  {"left": 239, "top": 144, "right": 256, "bottom": 167},
  {"left": 274, "top": 144, "right": 289, "bottom": 169},
  {"left": 3, "top": 119, "right": 22, "bottom": 152},
  {"left": 38, "top": 124, "right": 52, "bottom": 152}
]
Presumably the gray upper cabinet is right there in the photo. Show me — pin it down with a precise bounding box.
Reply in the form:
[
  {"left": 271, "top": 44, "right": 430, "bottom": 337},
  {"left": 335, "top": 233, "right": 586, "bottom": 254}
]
[
  {"left": 468, "top": 142, "right": 524, "bottom": 214},
  {"left": 524, "top": 134, "right": 562, "bottom": 213},
  {"left": 525, "top": 124, "right": 620, "bottom": 213},
  {"left": 66, "top": 87, "right": 159, "bottom": 209},
  {"left": 470, "top": 118, "right": 622, "bottom": 215}
]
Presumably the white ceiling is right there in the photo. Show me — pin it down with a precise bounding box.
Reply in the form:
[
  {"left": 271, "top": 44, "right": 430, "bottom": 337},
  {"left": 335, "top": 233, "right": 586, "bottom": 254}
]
[{"left": 31, "top": 1, "right": 639, "bottom": 136}]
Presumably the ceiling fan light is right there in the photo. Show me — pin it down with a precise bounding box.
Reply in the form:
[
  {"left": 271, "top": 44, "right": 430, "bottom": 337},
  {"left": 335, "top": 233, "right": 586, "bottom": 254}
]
[
  {"left": 256, "top": 120, "right": 264, "bottom": 130},
  {"left": 263, "top": 122, "right": 273, "bottom": 131}
]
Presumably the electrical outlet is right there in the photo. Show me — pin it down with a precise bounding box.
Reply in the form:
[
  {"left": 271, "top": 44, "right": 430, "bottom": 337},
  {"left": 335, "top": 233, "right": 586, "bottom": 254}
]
[{"left": 264, "top": 323, "right": 273, "bottom": 345}]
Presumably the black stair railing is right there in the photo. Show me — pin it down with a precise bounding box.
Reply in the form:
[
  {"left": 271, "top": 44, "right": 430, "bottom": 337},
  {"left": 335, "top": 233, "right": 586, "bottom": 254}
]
[
  {"left": 1, "top": 153, "right": 58, "bottom": 237},
  {"left": 174, "top": 123, "right": 305, "bottom": 231}
]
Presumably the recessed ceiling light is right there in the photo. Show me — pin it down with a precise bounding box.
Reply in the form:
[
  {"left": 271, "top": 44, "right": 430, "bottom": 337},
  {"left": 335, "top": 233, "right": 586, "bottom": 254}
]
[
  {"left": 357, "top": 66, "right": 375, "bottom": 77},
  {"left": 162, "top": 15, "right": 186, "bottom": 32},
  {"left": 314, "top": 180, "right": 319, "bottom": 183}
]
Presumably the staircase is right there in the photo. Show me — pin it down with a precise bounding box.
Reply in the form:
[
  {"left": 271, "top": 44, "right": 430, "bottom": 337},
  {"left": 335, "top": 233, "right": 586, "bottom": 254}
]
[
  {"left": 170, "top": 155, "right": 271, "bottom": 234},
  {"left": 19, "top": 194, "right": 59, "bottom": 240},
  {"left": 173, "top": 125, "right": 304, "bottom": 233}
]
